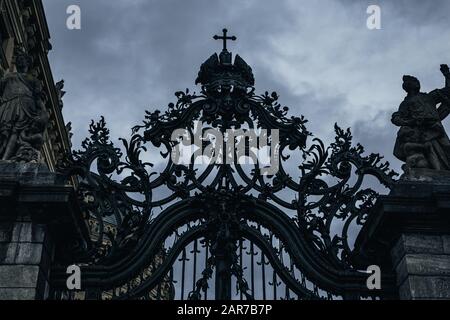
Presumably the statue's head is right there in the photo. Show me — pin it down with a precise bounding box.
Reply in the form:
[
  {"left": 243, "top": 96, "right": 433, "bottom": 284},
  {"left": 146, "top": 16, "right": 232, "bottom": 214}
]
[
  {"left": 15, "top": 53, "right": 32, "bottom": 73},
  {"left": 402, "top": 75, "right": 421, "bottom": 94}
]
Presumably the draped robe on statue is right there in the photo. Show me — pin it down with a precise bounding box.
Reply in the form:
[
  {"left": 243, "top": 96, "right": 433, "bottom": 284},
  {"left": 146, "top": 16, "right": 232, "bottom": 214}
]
[{"left": 0, "top": 71, "right": 47, "bottom": 161}]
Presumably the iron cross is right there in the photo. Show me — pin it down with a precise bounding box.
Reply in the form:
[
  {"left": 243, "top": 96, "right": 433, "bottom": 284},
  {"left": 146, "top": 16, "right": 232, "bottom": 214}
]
[{"left": 213, "top": 28, "right": 236, "bottom": 51}]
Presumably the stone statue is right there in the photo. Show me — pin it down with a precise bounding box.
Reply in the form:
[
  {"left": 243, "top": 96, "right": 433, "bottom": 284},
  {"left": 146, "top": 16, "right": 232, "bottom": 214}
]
[
  {"left": 55, "top": 79, "right": 65, "bottom": 109},
  {"left": 392, "top": 64, "right": 450, "bottom": 175},
  {"left": 0, "top": 52, "right": 49, "bottom": 162}
]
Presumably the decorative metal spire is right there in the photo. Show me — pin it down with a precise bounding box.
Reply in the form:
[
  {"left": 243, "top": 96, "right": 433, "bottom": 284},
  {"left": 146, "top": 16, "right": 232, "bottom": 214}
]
[
  {"left": 195, "top": 28, "right": 254, "bottom": 89},
  {"left": 213, "top": 28, "right": 236, "bottom": 52}
]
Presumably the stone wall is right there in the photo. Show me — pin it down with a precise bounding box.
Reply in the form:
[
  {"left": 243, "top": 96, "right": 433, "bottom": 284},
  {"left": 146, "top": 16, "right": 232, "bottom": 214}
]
[
  {"left": 0, "top": 162, "right": 86, "bottom": 300},
  {"left": 391, "top": 234, "right": 450, "bottom": 299},
  {"left": 356, "top": 180, "right": 450, "bottom": 300},
  {"left": 0, "top": 219, "right": 53, "bottom": 299}
]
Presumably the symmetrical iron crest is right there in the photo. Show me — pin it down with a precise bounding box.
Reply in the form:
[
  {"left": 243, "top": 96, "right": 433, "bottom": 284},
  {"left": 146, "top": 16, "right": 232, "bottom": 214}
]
[{"left": 52, "top": 30, "right": 398, "bottom": 300}]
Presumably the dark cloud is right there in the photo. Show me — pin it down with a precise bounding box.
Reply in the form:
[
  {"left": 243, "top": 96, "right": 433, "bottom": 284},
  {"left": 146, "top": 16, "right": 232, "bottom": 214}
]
[
  {"left": 40, "top": 0, "right": 450, "bottom": 187},
  {"left": 40, "top": 1, "right": 450, "bottom": 297}
]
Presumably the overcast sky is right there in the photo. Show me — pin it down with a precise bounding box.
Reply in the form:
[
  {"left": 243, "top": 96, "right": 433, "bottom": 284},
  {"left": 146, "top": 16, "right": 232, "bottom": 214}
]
[
  {"left": 39, "top": 0, "right": 450, "bottom": 299},
  {"left": 42, "top": 0, "right": 450, "bottom": 174}
]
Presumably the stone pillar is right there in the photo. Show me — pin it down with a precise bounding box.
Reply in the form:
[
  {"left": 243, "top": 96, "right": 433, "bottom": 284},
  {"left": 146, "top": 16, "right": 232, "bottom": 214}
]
[
  {"left": 391, "top": 234, "right": 450, "bottom": 299},
  {"left": 0, "top": 163, "right": 87, "bottom": 300},
  {"left": 355, "top": 179, "right": 450, "bottom": 300},
  {"left": 0, "top": 218, "right": 53, "bottom": 299}
]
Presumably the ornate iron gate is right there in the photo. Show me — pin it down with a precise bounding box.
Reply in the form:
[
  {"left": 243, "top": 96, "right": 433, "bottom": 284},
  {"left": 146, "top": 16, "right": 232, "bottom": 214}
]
[{"left": 50, "top": 29, "right": 398, "bottom": 300}]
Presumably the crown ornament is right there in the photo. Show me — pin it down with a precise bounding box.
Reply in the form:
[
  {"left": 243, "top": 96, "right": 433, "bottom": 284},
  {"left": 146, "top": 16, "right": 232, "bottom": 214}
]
[{"left": 195, "top": 28, "right": 255, "bottom": 93}]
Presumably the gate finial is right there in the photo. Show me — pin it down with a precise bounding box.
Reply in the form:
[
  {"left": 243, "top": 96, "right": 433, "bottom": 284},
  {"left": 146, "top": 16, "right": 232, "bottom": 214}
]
[{"left": 213, "top": 28, "right": 236, "bottom": 52}]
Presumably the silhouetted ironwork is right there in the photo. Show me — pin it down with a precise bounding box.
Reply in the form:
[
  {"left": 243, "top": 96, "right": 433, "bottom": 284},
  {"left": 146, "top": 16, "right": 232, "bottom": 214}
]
[
  {"left": 51, "top": 29, "right": 398, "bottom": 300},
  {"left": 213, "top": 28, "right": 236, "bottom": 52}
]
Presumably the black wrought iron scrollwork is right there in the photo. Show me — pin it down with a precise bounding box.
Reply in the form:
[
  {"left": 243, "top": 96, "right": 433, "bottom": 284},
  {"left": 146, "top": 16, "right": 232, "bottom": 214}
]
[
  {"left": 51, "top": 29, "right": 398, "bottom": 300},
  {"left": 57, "top": 116, "right": 154, "bottom": 263}
]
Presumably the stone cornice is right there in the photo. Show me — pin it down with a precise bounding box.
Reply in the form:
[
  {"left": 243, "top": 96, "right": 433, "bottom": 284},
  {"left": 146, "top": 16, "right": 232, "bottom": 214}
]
[
  {"left": 0, "top": 163, "right": 89, "bottom": 255},
  {"left": 354, "top": 181, "right": 450, "bottom": 268}
]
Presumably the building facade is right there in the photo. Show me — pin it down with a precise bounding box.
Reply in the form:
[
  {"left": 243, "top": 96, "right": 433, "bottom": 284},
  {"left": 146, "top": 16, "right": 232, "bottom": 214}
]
[{"left": 0, "top": 0, "right": 70, "bottom": 170}]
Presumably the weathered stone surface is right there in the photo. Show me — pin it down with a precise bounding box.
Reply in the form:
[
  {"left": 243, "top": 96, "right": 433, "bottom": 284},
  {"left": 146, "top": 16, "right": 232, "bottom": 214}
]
[
  {"left": 402, "top": 168, "right": 450, "bottom": 183},
  {"left": 443, "top": 236, "right": 450, "bottom": 255},
  {"left": 392, "top": 233, "right": 450, "bottom": 298},
  {"left": 359, "top": 179, "right": 450, "bottom": 300},
  {"left": 0, "top": 162, "right": 65, "bottom": 185},
  {"left": 391, "top": 234, "right": 444, "bottom": 267},
  {"left": 396, "top": 253, "right": 450, "bottom": 285},
  {"left": 0, "top": 223, "right": 13, "bottom": 242},
  {"left": 0, "top": 220, "right": 53, "bottom": 300},
  {"left": 399, "top": 275, "right": 450, "bottom": 299},
  {"left": 0, "top": 161, "right": 86, "bottom": 300},
  {"left": 11, "top": 222, "right": 47, "bottom": 243},
  {"left": 0, "top": 288, "right": 36, "bottom": 300},
  {"left": 0, "top": 265, "right": 39, "bottom": 288},
  {"left": 404, "top": 254, "right": 450, "bottom": 275},
  {"left": 0, "top": 243, "right": 8, "bottom": 263},
  {"left": 0, "top": 243, "right": 44, "bottom": 265}
]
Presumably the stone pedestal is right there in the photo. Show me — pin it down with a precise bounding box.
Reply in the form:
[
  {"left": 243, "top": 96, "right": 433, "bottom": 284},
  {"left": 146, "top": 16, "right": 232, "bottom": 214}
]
[
  {"left": 391, "top": 233, "right": 450, "bottom": 299},
  {"left": 0, "top": 219, "right": 53, "bottom": 299},
  {"left": 356, "top": 180, "right": 450, "bottom": 300},
  {"left": 0, "top": 162, "right": 87, "bottom": 300}
]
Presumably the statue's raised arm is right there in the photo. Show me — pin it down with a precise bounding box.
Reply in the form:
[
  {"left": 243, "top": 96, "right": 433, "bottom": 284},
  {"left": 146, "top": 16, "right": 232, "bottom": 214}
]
[
  {"left": 433, "top": 64, "right": 450, "bottom": 120},
  {"left": 441, "top": 64, "right": 450, "bottom": 87}
]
